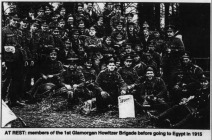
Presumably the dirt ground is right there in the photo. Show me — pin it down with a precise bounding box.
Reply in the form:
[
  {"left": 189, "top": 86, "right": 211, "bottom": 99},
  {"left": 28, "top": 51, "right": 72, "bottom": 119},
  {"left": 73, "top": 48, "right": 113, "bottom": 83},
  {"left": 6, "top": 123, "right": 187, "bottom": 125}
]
[{"left": 11, "top": 96, "right": 154, "bottom": 128}]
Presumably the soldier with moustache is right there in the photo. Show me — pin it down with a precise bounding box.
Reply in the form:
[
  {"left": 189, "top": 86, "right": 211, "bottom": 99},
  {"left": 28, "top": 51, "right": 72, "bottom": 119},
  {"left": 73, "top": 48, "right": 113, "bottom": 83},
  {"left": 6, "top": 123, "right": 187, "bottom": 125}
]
[
  {"left": 2, "top": 15, "right": 28, "bottom": 106},
  {"left": 95, "top": 57, "right": 127, "bottom": 112}
]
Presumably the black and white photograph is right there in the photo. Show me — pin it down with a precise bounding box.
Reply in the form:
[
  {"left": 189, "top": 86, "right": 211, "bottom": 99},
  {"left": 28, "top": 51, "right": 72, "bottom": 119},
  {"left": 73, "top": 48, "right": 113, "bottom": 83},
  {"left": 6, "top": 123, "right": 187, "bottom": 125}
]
[{"left": 1, "top": 1, "right": 210, "bottom": 134}]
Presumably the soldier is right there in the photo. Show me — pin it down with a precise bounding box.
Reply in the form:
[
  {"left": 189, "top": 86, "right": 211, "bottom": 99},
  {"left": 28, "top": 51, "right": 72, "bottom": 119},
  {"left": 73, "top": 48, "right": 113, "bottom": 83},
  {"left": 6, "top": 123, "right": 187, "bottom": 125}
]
[
  {"left": 162, "top": 25, "right": 185, "bottom": 89},
  {"left": 49, "top": 13, "right": 59, "bottom": 30},
  {"left": 181, "top": 52, "right": 205, "bottom": 89},
  {"left": 95, "top": 57, "right": 127, "bottom": 112},
  {"left": 52, "top": 27, "right": 64, "bottom": 50},
  {"left": 148, "top": 77, "right": 210, "bottom": 128},
  {"left": 66, "top": 14, "right": 75, "bottom": 37},
  {"left": 126, "top": 22, "right": 140, "bottom": 45},
  {"left": 93, "top": 15, "right": 106, "bottom": 38},
  {"left": 84, "top": 26, "right": 102, "bottom": 59},
  {"left": 120, "top": 43, "right": 136, "bottom": 62},
  {"left": 81, "top": 59, "right": 97, "bottom": 100},
  {"left": 103, "top": 2, "right": 115, "bottom": 35},
  {"left": 151, "top": 29, "right": 165, "bottom": 54},
  {"left": 71, "top": 29, "right": 81, "bottom": 53},
  {"left": 36, "top": 7, "right": 45, "bottom": 21},
  {"left": 140, "top": 28, "right": 154, "bottom": 52},
  {"left": 59, "top": 57, "right": 86, "bottom": 106},
  {"left": 37, "top": 21, "right": 55, "bottom": 62},
  {"left": 26, "top": 47, "right": 63, "bottom": 102},
  {"left": 58, "top": 7, "right": 67, "bottom": 21},
  {"left": 85, "top": 2, "right": 98, "bottom": 27},
  {"left": 58, "top": 19, "right": 69, "bottom": 41},
  {"left": 118, "top": 55, "right": 138, "bottom": 91},
  {"left": 110, "top": 3, "right": 125, "bottom": 31},
  {"left": 130, "top": 66, "right": 169, "bottom": 111},
  {"left": 2, "top": 15, "right": 27, "bottom": 106},
  {"left": 44, "top": 6, "right": 53, "bottom": 24},
  {"left": 57, "top": 39, "right": 76, "bottom": 64}
]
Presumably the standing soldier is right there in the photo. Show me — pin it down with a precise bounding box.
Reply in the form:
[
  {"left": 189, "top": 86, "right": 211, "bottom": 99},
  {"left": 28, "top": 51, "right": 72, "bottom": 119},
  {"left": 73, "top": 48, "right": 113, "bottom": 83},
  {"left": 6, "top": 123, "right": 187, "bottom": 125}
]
[
  {"left": 95, "top": 57, "right": 127, "bottom": 112},
  {"left": 162, "top": 25, "right": 185, "bottom": 89},
  {"left": 110, "top": 3, "right": 125, "bottom": 31},
  {"left": 37, "top": 21, "right": 55, "bottom": 62},
  {"left": 103, "top": 2, "right": 115, "bottom": 35},
  {"left": 52, "top": 27, "right": 65, "bottom": 51},
  {"left": 2, "top": 15, "right": 27, "bottom": 106},
  {"left": 85, "top": 2, "right": 98, "bottom": 27}
]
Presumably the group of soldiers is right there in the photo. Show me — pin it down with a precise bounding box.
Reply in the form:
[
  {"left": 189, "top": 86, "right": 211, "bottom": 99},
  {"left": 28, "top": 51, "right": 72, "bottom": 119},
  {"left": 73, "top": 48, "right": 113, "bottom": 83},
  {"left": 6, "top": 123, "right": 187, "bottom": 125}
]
[{"left": 2, "top": 2, "right": 210, "bottom": 128}]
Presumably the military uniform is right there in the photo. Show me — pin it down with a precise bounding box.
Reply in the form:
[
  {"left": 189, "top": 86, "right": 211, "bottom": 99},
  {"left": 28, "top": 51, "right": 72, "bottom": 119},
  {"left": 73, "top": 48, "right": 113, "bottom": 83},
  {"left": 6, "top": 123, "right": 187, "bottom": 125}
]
[
  {"left": 2, "top": 22, "right": 27, "bottom": 105},
  {"left": 95, "top": 68, "right": 127, "bottom": 110}
]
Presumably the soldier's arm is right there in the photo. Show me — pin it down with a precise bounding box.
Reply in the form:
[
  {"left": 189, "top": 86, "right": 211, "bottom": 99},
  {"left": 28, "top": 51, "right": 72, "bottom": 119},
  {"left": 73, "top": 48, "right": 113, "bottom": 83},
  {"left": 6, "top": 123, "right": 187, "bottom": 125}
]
[
  {"left": 52, "top": 61, "right": 64, "bottom": 77},
  {"left": 95, "top": 72, "right": 104, "bottom": 92},
  {"left": 117, "top": 72, "right": 127, "bottom": 91},
  {"left": 156, "top": 78, "right": 167, "bottom": 98},
  {"left": 78, "top": 72, "right": 86, "bottom": 87}
]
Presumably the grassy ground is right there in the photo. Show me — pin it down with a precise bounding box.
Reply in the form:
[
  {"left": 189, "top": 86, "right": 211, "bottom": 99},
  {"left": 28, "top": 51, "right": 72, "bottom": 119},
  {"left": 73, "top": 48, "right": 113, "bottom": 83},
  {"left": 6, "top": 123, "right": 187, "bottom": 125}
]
[{"left": 11, "top": 96, "right": 154, "bottom": 128}]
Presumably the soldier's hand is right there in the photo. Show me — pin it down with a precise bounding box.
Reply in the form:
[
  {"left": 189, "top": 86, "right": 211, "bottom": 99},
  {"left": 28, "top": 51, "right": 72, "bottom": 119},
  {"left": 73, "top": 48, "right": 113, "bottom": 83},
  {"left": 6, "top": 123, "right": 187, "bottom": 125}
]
[
  {"left": 73, "top": 84, "right": 79, "bottom": 89},
  {"left": 30, "top": 61, "right": 34, "bottom": 66},
  {"left": 47, "top": 75, "right": 54, "bottom": 78},
  {"left": 2, "top": 62, "right": 6, "bottom": 68},
  {"left": 101, "top": 91, "right": 109, "bottom": 98},
  {"left": 121, "top": 90, "right": 126, "bottom": 95},
  {"left": 65, "top": 84, "right": 72, "bottom": 90},
  {"left": 24, "top": 61, "right": 28, "bottom": 67},
  {"left": 42, "top": 75, "right": 47, "bottom": 80}
]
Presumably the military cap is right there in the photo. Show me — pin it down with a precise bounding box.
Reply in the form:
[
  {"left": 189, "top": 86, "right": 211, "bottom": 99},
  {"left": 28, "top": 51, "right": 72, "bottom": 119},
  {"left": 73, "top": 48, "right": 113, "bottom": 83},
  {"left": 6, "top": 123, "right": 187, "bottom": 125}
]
[
  {"left": 86, "top": 2, "right": 94, "bottom": 5},
  {"left": 107, "top": 57, "right": 116, "bottom": 64},
  {"left": 45, "top": 6, "right": 50, "bottom": 11},
  {"left": 38, "top": 7, "right": 44, "bottom": 12},
  {"left": 89, "top": 26, "right": 96, "bottom": 30},
  {"left": 29, "top": 8, "right": 35, "bottom": 13},
  {"left": 59, "top": 18, "right": 65, "bottom": 23},
  {"left": 77, "top": 2, "right": 84, "bottom": 7},
  {"left": 67, "top": 13, "right": 73, "bottom": 18},
  {"left": 53, "top": 27, "right": 59, "bottom": 32},
  {"left": 166, "top": 25, "right": 175, "bottom": 32},
  {"left": 125, "top": 43, "right": 132, "bottom": 48},
  {"left": 146, "top": 66, "right": 154, "bottom": 72},
  {"left": 22, "top": 17, "right": 29, "bottom": 23},
  {"left": 65, "top": 39, "right": 71, "bottom": 44},
  {"left": 60, "top": 7, "right": 66, "bottom": 11},
  {"left": 181, "top": 52, "right": 190, "bottom": 59},
  {"left": 115, "top": 3, "right": 121, "bottom": 8},
  {"left": 85, "top": 58, "right": 93, "bottom": 64},
  {"left": 47, "top": 46, "right": 58, "bottom": 54},
  {"left": 72, "top": 29, "right": 80, "bottom": 35},
  {"left": 10, "top": 14, "right": 20, "bottom": 20},
  {"left": 41, "top": 21, "right": 48, "bottom": 26},
  {"left": 67, "top": 57, "right": 79, "bottom": 61},
  {"left": 124, "top": 54, "right": 133, "bottom": 61},
  {"left": 143, "top": 21, "right": 149, "bottom": 28},
  {"left": 32, "top": 20, "right": 39, "bottom": 26}
]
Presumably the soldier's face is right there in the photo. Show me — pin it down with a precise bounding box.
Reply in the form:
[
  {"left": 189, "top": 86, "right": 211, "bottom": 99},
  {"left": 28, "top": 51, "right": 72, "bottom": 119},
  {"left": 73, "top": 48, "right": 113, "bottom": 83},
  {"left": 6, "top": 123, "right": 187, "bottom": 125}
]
[
  {"left": 49, "top": 52, "right": 57, "bottom": 61},
  {"left": 21, "top": 22, "right": 28, "bottom": 29},
  {"left": 134, "top": 56, "right": 140, "bottom": 62},
  {"left": 67, "top": 17, "right": 74, "bottom": 25},
  {"left": 98, "top": 17, "right": 103, "bottom": 25},
  {"left": 41, "top": 25, "right": 48, "bottom": 31},
  {"left": 10, "top": 19, "right": 18, "bottom": 27},
  {"left": 31, "top": 25, "right": 38, "bottom": 32},
  {"left": 146, "top": 71, "right": 154, "bottom": 80},
  {"left": 87, "top": 3, "right": 93, "bottom": 10},
  {"left": 154, "top": 32, "right": 160, "bottom": 38},
  {"left": 127, "top": 16, "right": 133, "bottom": 22},
  {"left": 78, "top": 7, "right": 83, "bottom": 13},
  {"left": 53, "top": 30, "right": 60, "bottom": 37},
  {"left": 38, "top": 11, "right": 44, "bottom": 16},
  {"left": 107, "top": 63, "right": 116, "bottom": 71},
  {"left": 129, "top": 25, "right": 134, "bottom": 32},
  {"left": 124, "top": 60, "right": 132, "bottom": 68},
  {"left": 29, "top": 12, "right": 35, "bottom": 17},
  {"left": 69, "top": 63, "right": 77, "bottom": 70},
  {"left": 125, "top": 47, "right": 132, "bottom": 53},
  {"left": 135, "top": 45, "right": 142, "bottom": 52},
  {"left": 116, "top": 24, "right": 123, "bottom": 31},
  {"left": 73, "top": 34, "right": 79, "bottom": 39},
  {"left": 167, "top": 30, "right": 174, "bottom": 38},
  {"left": 89, "top": 29, "right": 96, "bottom": 36},
  {"left": 59, "top": 22, "right": 65, "bottom": 28},
  {"left": 143, "top": 30, "right": 149, "bottom": 37},
  {"left": 182, "top": 58, "right": 190, "bottom": 66},
  {"left": 65, "top": 43, "right": 71, "bottom": 50},
  {"left": 201, "top": 80, "right": 209, "bottom": 89},
  {"left": 60, "top": 10, "right": 66, "bottom": 16},
  {"left": 106, "top": 37, "right": 111, "bottom": 45},
  {"left": 85, "top": 62, "right": 92, "bottom": 69}
]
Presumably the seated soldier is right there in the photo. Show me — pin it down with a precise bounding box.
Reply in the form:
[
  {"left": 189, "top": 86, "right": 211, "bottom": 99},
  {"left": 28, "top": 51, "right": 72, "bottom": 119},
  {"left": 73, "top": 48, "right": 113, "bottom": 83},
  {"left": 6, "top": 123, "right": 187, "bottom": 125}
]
[
  {"left": 81, "top": 59, "right": 97, "bottom": 100},
  {"left": 95, "top": 57, "right": 127, "bottom": 112},
  {"left": 120, "top": 43, "right": 136, "bottom": 62},
  {"left": 148, "top": 77, "right": 210, "bottom": 129},
  {"left": 118, "top": 55, "right": 138, "bottom": 94},
  {"left": 129, "top": 66, "right": 169, "bottom": 111},
  {"left": 26, "top": 47, "right": 64, "bottom": 102},
  {"left": 59, "top": 57, "right": 85, "bottom": 107}
]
